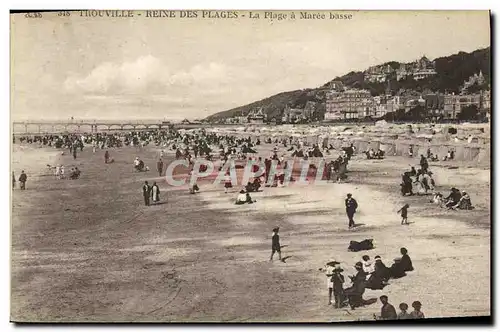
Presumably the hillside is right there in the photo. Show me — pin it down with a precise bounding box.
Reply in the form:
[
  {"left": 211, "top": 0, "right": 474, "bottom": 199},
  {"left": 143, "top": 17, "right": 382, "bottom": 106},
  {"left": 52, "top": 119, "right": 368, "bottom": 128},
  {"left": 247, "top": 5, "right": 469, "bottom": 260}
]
[{"left": 206, "top": 47, "right": 490, "bottom": 122}]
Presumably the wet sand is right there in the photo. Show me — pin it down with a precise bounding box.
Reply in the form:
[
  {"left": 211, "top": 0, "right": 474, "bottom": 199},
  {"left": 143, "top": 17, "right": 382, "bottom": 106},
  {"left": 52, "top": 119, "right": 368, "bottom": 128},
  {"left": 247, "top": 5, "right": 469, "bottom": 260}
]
[{"left": 10, "top": 143, "right": 490, "bottom": 322}]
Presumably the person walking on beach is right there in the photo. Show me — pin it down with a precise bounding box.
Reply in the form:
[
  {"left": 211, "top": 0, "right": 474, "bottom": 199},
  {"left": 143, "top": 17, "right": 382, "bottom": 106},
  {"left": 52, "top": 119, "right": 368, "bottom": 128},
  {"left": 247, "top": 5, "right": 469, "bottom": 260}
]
[
  {"left": 72, "top": 144, "right": 77, "bottom": 160},
  {"left": 270, "top": 227, "right": 283, "bottom": 262},
  {"left": 92, "top": 139, "right": 97, "bottom": 153},
  {"left": 397, "top": 204, "right": 410, "bottom": 225},
  {"left": 12, "top": 172, "right": 16, "bottom": 189},
  {"left": 18, "top": 170, "right": 27, "bottom": 190},
  {"left": 157, "top": 159, "right": 164, "bottom": 177},
  {"left": 345, "top": 193, "right": 358, "bottom": 229},
  {"left": 142, "top": 181, "right": 151, "bottom": 206}
]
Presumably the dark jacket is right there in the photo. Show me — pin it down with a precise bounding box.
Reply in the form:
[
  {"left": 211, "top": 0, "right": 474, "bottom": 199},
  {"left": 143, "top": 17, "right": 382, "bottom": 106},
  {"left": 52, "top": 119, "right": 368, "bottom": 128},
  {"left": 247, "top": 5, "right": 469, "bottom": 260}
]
[
  {"left": 142, "top": 184, "right": 151, "bottom": 196},
  {"left": 400, "top": 254, "right": 414, "bottom": 272},
  {"left": 272, "top": 233, "right": 280, "bottom": 250},
  {"left": 345, "top": 198, "right": 358, "bottom": 212}
]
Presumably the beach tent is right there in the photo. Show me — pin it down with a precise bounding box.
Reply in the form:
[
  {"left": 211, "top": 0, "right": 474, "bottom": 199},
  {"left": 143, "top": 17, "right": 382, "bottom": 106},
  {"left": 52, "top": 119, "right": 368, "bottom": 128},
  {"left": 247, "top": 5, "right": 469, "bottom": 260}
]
[{"left": 379, "top": 141, "right": 396, "bottom": 155}]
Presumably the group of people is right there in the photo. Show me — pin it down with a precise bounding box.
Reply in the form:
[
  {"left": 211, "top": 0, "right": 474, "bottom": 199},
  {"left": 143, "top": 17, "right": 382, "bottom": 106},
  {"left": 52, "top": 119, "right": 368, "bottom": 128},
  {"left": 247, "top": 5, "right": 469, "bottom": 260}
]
[
  {"left": 375, "top": 296, "right": 425, "bottom": 320},
  {"left": 400, "top": 156, "right": 436, "bottom": 196},
  {"left": 431, "top": 188, "right": 474, "bottom": 210},
  {"left": 12, "top": 171, "right": 27, "bottom": 190},
  {"left": 141, "top": 181, "right": 161, "bottom": 206},
  {"left": 322, "top": 248, "right": 414, "bottom": 310},
  {"left": 364, "top": 148, "right": 385, "bottom": 160}
]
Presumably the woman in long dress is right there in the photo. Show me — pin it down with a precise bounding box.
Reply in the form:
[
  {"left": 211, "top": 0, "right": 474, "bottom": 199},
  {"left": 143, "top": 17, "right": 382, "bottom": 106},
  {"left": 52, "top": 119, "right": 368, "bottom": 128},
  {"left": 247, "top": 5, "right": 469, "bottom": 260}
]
[{"left": 151, "top": 182, "right": 160, "bottom": 204}]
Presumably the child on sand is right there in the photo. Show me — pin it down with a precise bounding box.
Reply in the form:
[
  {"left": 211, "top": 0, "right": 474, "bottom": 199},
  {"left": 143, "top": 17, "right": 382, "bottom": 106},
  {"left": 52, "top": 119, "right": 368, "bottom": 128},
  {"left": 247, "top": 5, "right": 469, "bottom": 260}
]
[
  {"left": 397, "top": 204, "right": 409, "bottom": 225},
  {"left": 270, "top": 227, "right": 283, "bottom": 262},
  {"left": 410, "top": 301, "right": 425, "bottom": 319},
  {"left": 397, "top": 303, "right": 411, "bottom": 319}
]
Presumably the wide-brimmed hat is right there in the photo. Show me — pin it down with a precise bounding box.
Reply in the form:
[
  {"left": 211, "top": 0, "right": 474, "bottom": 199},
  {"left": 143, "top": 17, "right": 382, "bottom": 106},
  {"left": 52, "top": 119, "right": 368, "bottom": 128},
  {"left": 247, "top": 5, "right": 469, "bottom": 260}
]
[{"left": 326, "top": 260, "right": 340, "bottom": 267}]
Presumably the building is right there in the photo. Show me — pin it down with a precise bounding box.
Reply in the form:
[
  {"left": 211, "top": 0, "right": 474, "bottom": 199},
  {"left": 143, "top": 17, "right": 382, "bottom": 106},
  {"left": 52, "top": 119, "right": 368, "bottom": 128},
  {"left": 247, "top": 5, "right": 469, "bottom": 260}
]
[
  {"left": 422, "top": 93, "right": 445, "bottom": 119},
  {"left": 247, "top": 108, "right": 266, "bottom": 124},
  {"left": 443, "top": 93, "right": 483, "bottom": 119},
  {"left": 413, "top": 68, "right": 437, "bottom": 80},
  {"left": 396, "top": 55, "right": 437, "bottom": 81},
  {"left": 325, "top": 89, "right": 373, "bottom": 121},
  {"left": 327, "top": 80, "right": 345, "bottom": 91},
  {"left": 461, "top": 71, "right": 487, "bottom": 93},
  {"left": 282, "top": 105, "right": 306, "bottom": 123},
  {"left": 481, "top": 90, "right": 491, "bottom": 110}
]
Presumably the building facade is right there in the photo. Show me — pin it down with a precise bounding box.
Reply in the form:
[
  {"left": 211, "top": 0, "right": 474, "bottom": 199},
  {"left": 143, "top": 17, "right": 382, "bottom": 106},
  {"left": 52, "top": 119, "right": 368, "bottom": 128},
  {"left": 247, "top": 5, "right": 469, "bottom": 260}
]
[{"left": 325, "top": 89, "right": 373, "bottom": 121}]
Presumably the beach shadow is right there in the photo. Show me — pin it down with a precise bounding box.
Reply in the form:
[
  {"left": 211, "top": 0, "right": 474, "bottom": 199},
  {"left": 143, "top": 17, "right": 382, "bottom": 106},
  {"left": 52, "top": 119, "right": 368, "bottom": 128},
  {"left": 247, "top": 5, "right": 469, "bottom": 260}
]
[
  {"left": 353, "top": 223, "right": 365, "bottom": 227},
  {"left": 280, "top": 245, "right": 288, "bottom": 249},
  {"left": 152, "top": 201, "right": 168, "bottom": 206},
  {"left": 281, "top": 256, "right": 292, "bottom": 263},
  {"left": 402, "top": 221, "right": 415, "bottom": 225}
]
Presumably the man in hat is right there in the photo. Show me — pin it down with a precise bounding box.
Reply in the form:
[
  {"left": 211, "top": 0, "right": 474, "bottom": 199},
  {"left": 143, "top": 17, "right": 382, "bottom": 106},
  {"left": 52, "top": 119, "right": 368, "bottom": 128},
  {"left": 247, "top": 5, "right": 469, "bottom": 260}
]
[
  {"left": 345, "top": 262, "right": 367, "bottom": 310},
  {"left": 374, "top": 295, "right": 397, "bottom": 320},
  {"left": 345, "top": 193, "right": 358, "bottom": 229},
  {"left": 332, "top": 266, "right": 345, "bottom": 308},
  {"left": 142, "top": 181, "right": 151, "bottom": 206},
  {"left": 270, "top": 227, "right": 283, "bottom": 262}
]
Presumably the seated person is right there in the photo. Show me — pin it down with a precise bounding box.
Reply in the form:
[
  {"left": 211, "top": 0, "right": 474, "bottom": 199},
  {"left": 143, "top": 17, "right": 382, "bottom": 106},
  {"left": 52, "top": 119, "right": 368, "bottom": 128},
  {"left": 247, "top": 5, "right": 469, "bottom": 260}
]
[
  {"left": 235, "top": 190, "right": 251, "bottom": 205},
  {"left": 452, "top": 191, "right": 474, "bottom": 210},
  {"left": 375, "top": 149, "right": 385, "bottom": 159},
  {"left": 399, "top": 248, "right": 414, "bottom": 272},
  {"left": 70, "top": 167, "right": 81, "bottom": 179},
  {"left": 430, "top": 192, "right": 444, "bottom": 207},
  {"left": 189, "top": 183, "right": 200, "bottom": 194},
  {"left": 445, "top": 188, "right": 462, "bottom": 208},
  {"left": 389, "top": 258, "right": 407, "bottom": 279}
]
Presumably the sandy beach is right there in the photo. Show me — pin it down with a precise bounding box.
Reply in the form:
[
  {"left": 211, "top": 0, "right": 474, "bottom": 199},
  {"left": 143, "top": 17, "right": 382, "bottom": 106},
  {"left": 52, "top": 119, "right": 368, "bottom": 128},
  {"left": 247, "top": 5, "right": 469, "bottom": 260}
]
[{"left": 10, "top": 141, "right": 490, "bottom": 322}]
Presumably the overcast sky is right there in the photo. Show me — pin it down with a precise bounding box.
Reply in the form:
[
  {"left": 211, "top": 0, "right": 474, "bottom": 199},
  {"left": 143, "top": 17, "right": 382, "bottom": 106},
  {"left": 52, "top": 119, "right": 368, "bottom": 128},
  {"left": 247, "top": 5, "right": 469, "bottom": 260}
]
[{"left": 10, "top": 10, "right": 490, "bottom": 121}]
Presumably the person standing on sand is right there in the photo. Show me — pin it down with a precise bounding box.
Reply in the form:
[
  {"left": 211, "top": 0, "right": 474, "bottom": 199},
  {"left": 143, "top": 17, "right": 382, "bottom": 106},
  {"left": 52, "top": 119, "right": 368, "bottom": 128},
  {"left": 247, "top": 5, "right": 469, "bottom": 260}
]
[
  {"left": 18, "top": 170, "right": 27, "bottom": 190},
  {"left": 151, "top": 181, "right": 160, "bottom": 204},
  {"left": 104, "top": 150, "right": 110, "bottom": 164},
  {"left": 142, "top": 181, "right": 151, "bottom": 206},
  {"left": 12, "top": 172, "right": 16, "bottom": 189},
  {"left": 345, "top": 193, "right": 358, "bottom": 229},
  {"left": 270, "top": 227, "right": 283, "bottom": 262},
  {"left": 157, "top": 159, "right": 164, "bottom": 177},
  {"left": 397, "top": 204, "right": 410, "bottom": 225}
]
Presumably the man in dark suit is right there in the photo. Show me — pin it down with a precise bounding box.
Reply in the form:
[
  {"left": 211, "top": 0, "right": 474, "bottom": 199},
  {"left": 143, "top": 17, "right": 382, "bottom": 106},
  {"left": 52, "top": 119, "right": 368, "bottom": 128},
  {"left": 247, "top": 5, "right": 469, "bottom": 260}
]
[
  {"left": 345, "top": 193, "right": 358, "bottom": 228},
  {"left": 142, "top": 181, "right": 151, "bottom": 206}
]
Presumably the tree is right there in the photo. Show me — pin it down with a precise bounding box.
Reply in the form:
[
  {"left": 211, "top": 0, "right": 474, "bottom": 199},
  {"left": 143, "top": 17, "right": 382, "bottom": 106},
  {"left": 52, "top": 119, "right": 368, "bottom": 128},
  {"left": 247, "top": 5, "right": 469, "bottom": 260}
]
[{"left": 457, "top": 105, "right": 479, "bottom": 121}]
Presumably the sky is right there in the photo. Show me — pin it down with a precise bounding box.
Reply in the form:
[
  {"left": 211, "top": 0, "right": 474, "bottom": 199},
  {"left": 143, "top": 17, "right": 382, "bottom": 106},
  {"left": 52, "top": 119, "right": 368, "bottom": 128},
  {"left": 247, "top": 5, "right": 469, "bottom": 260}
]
[{"left": 10, "top": 10, "right": 490, "bottom": 121}]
